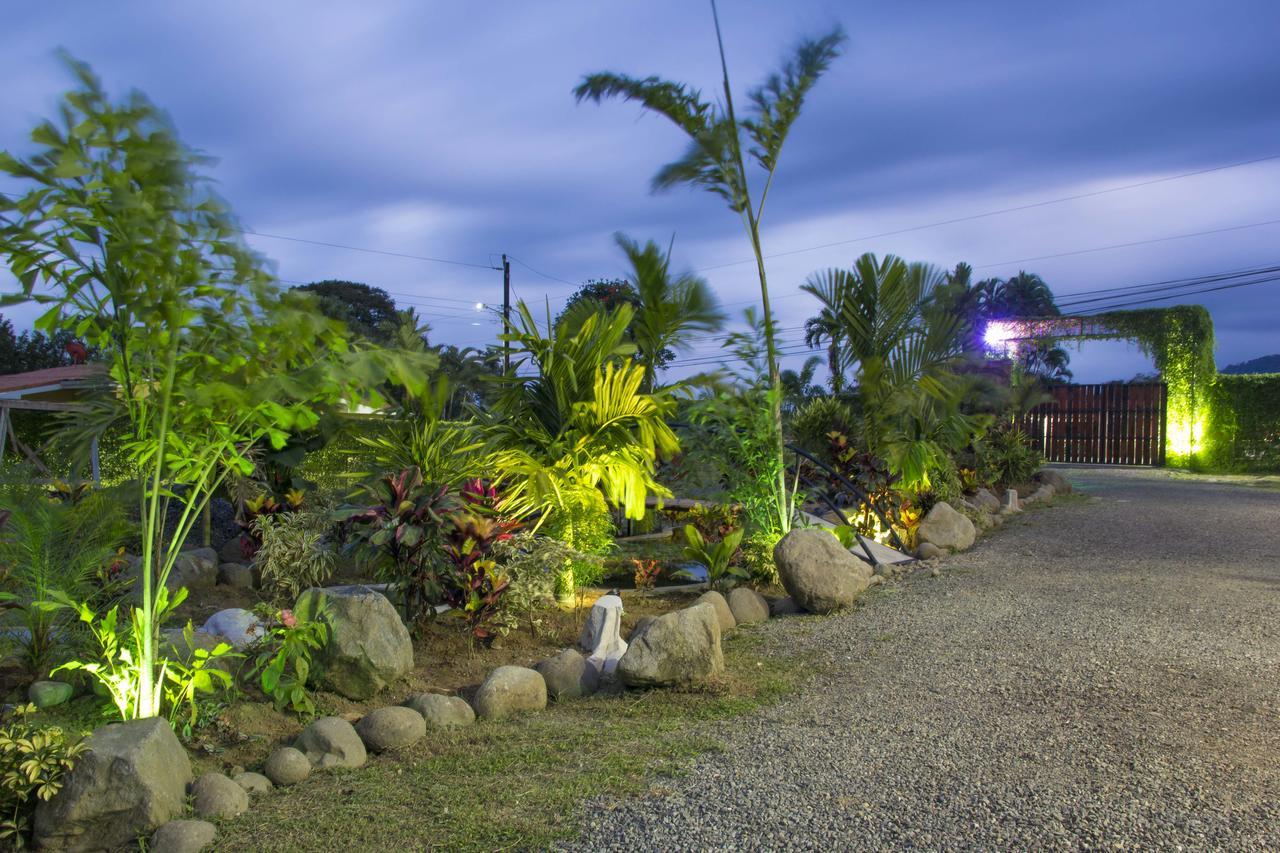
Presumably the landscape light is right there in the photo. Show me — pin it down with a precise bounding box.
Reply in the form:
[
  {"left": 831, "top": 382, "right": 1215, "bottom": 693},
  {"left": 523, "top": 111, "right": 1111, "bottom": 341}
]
[
  {"left": 475, "top": 302, "right": 485, "bottom": 311},
  {"left": 982, "top": 320, "right": 1019, "bottom": 356}
]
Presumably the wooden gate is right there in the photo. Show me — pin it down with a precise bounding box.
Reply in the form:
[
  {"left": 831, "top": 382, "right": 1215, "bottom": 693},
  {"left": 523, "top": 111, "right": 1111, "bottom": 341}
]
[{"left": 1019, "top": 382, "right": 1167, "bottom": 466}]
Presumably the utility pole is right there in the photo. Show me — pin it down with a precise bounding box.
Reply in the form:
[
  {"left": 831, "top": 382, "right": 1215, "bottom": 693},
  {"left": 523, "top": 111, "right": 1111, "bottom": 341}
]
[{"left": 502, "top": 253, "right": 511, "bottom": 373}]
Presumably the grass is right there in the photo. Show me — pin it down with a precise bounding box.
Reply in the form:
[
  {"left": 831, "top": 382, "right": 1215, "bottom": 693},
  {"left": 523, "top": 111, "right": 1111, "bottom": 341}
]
[{"left": 212, "top": 628, "right": 811, "bottom": 852}]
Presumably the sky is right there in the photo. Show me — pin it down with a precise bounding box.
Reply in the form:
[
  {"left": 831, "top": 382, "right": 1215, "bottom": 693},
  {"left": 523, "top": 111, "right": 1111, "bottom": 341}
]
[{"left": 2, "top": 1, "right": 1278, "bottom": 381}]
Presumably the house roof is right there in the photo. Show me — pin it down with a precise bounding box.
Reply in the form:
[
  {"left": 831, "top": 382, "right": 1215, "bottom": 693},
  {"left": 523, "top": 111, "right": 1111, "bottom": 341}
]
[{"left": 0, "top": 364, "right": 110, "bottom": 398}]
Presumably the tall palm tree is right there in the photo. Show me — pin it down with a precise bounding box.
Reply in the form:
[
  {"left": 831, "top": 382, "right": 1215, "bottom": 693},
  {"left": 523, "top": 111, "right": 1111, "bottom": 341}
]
[
  {"left": 803, "top": 309, "right": 845, "bottom": 393},
  {"left": 988, "top": 271, "right": 1059, "bottom": 317}
]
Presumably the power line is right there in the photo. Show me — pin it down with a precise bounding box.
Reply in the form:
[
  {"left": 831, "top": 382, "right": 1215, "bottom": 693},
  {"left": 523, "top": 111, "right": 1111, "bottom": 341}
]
[
  {"left": 1053, "top": 265, "right": 1280, "bottom": 310},
  {"left": 1057, "top": 273, "right": 1280, "bottom": 313},
  {"left": 507, "top": 255, "right": 579, "bottom": 289},
  {"left": 236, "top": 228, "right": 499, "bottom": 270}
]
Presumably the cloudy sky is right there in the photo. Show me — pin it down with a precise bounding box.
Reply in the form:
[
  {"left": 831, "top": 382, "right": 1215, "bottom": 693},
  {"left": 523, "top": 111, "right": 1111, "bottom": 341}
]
[{"left": 2, "top": 1, "right": 1278, "bottom": 380}]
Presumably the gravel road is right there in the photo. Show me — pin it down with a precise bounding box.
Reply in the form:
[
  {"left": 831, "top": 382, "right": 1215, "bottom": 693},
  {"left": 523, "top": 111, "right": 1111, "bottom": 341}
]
[{"left": 571, "top": 468, "right": 1280, "bottom": 850}]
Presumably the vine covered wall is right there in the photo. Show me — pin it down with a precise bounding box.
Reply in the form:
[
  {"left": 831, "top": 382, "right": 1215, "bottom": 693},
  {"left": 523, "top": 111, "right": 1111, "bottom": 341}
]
[{"left": 1207, "top": 373, "right": 1280, "bottom": 471}]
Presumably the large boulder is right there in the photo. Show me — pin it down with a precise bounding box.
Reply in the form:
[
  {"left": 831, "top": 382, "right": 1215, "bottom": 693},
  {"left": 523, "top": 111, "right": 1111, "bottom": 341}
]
[
  {"left": 473, "top": 666, "right": 547, "bottom": 720},
  {"left": 296, "top": 585, "right": 413, "bottom": 700},
  {"left": 34, "top": 717, "right": 192, "bottom": 852},
  {"left": 355, "top": 706, "right": 427, "bottom": 752},
  {"left": 772, "top": 528, "right": 871, "bottom": 614},
  {"left": 535, "top": 649, "right": 599, "bottom": 701},
  {"left": 693, "top": 590, "right": 735, "bottom": 634},
  {"left": 29, "top": 680, "right": 73, "bottom": 709},
  {"left": 199, "top": 609, "right": 266, "bottom": 649},
  {"left": 151, "top": 819, "right": 216, "bottom": 853},
  {"left": 972, "top": 488, "right": 1001, "bottom": 513},
  {"left": 126, "top": 548, "right": 218, "bottom": 597},
  {"left": 217, "top": 562, "right": 257, "bottom": 590},
  {"left": 727, "top": 587, "right": 770, "bottom": 625},
  {"left": 294, "top": 716, "right": 367, "bottom": 769},
  {"left": 190, "top": 772, "right": 247, "bottom": 820},
  {"left": 617, "top": 603, "right": 723, "bottom": 688},
  {"left": 406, "top": 693, "right": 475, "bottom": 728},
  {"left": 1033, "top": 469, "right": 1073, "bottom": 494},
  {"left": 916, "top": 502, "right": 976, "bottom": 552}
]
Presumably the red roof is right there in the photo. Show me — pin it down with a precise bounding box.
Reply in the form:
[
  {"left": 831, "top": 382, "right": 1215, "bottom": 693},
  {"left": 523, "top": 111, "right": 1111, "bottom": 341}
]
[{"left": 0, "top": 364, "right": 110, "bottom": 396}]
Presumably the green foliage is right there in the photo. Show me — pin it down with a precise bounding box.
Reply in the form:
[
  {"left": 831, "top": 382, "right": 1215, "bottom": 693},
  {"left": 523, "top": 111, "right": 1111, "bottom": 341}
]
[
  {"left": 440, "top": 510, "right": 520, "bottom": 643},
  {"left": 490, "top": 532, "right": 582, "bottom": 638},
  {"left": 0, "top": 704, "right": 87, "bottom": 849},
  {"left": 0, "top": 57, "right": 432, "bottom": 717},
  {"left": 540, "top": 486, "right": 614, "bottom": 591},
  {"left": 975, "top": 427, "right": 1043, "bottom": 488},
  {"left": 292, "top": 281, "right": 401, "bottom": 346},
  {"left": 252, "top": 507, "right": 338, "bottom": 600},
  {"left": 788, "top": 396, "right": 858, "bottom": 456},
  {"left": 1207, "top": 373, "right": 1280, "bottom": 471},
  {"left": 681, "top": 503, "right": 741, "bottom": 543},
  {"left": 163, "top": 623, "right": 238, "bottom": 737},
  {"left": 354, "top": 377, "right": 486, "bottom": 486},
  {"left": 682, "top": 524, "right": 746, "bottom": 592},
  {"left": 248, "top": 597, "right": 329, "bottom": 717},
  {"left": 0, "top": 487, "right": 129, "bottom": 677}
]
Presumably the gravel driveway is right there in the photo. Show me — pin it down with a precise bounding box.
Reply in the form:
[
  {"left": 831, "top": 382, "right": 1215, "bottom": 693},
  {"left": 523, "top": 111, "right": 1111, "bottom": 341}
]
[{"left": 572, "top": 468, "right": 1280, "bottom": 850}]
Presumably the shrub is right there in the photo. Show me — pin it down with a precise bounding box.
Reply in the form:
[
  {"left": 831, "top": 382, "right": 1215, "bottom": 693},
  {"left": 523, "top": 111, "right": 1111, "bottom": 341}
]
[
  {"left": 976, "top": 427, "right": 1043, "bottom": 487},
  {"left": 0, "top": 704, "right": 87, "bottom": 848},
  {"left": 247, "top": 596, "right": 329, "bottom": 717},
  {"left": 682, "top": 503, "right": 741, "bottom": 543},
  {"left": 440, "top": 510, "right": 520, "bottom": 643},
  {"left": 253, "top": 507, "right": 338, "bottom": 600},
  {"left": 541, "top": 487, "right": 614, "bottom": 592},
  {"left": 163, "top": 623, "right": 238, "bottom": 738},
  {"left": 489, "top": 533, "right": 574, "bottom": 638},
  {"left": 682, "top": 525, "right": 746, "bottom": 592},
  {"left": 789, "top": 396, "right": 859, "bottom": 457}
]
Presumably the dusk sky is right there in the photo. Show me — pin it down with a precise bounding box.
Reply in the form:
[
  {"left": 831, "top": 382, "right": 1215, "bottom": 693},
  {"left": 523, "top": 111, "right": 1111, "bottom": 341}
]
[{"left": 2, "top": 2, "right": 1278, "bottom": 381}]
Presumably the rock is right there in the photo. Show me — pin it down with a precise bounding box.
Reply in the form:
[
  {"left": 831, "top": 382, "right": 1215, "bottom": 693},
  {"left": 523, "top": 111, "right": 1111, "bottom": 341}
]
[
  {"left": 473, "top": 666, "right": 547, "bottom": 720},
  {"left": 294, "top": 716, "right": 367, "bottom": 769},
  {"left": 297, "top": 586, "right": 413, "bottom": 700},
  {"left": 355, "top": 706, "right": 426, "bottom": 752},
  {"left": 535, "top": 649, "right": 600, "bottom": 701},
  {"left": 693, "top": 590, "right": 735, "bottom": 634},
  {"left": 772, "top": 528, "right": 871, "bottom": 614},
  {"left": 916, "top": 502, "right": 977, "bottom": 552},
  {"left": 1034, "top": 469, "right": 1073, "bottom": 494},
  {"left": 232, "top": 771, "right": 272, "bottom": 794},
  {"left": 199, "top": 608, "right": 266, "bottom": 649},
  {"left": 219, "top": 536, "right": 247, "bottom": 564},
  {"left": 151, "top": 819, "right": 216, "bottom": 853},
  {"left": 579, "top": 593, "right": 627, "bottom": 676},
  {"left": 768, "top": 596, "right": 801, "bottom": 616},
  {"left": 28, "top": 679, "right": 73, "bottom": 709},
  {"left": 406, "top": 693, "right": 475, "bottom": 728},
  {"left": 972, "top": 488, "right": 1002, "bottom": 513},
  {"left": 867, "top": 574, "right": 885, "bottom": 588},
  {"left": 217, "top": 562, "right": 257, "bottom": 589},
  {"left": 930, "top": 567, "right": 942, "bottom": 578},
  {"left": 916, "top": 541, "right": 945, "bottom": 560},
  {"left": 618, "top": 603, "right": 724, "bottom": 688},
  {"left": 1002, "top": 488, "right": 1021, "bottom": 514},
  {"left": 727, "top": 587, "right": 769, "bottom": 624},
  {"left": 34, "top": 717, "right": 192, "bottom": 851},
  {"left": 629, "top": 615, "right": 656, "bottom": 640},
  {"left": 263, "top": 747, "right": 310, "bottom": 786},
  {"left": 190, "top": 772, "right": 248, "bottom": 820},
  {"left": 125, "top": 548, "right": 218, "bottom": 598}
]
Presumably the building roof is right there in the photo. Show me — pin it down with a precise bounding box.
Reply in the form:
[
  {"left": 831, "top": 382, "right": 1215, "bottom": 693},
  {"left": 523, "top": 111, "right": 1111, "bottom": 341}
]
[{"left": 0, "top": 364, "right": 110, "bottom": 398}]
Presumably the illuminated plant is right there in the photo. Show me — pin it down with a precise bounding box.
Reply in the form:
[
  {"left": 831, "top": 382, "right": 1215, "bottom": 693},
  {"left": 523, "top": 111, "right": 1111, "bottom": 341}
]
[
  {"left": 0, "top": 704, "right": 87, "bottom": 849},
  {"left": 0, "top": 57, "right": 430, "bottom": 718},
  {"left": 682, "top": 524, "right": 745, "bottom": 592}
]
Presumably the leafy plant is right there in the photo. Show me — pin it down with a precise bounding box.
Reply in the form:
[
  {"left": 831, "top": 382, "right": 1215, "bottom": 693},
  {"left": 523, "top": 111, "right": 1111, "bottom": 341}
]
[
  {"left": 339, "top": 467, "right": 453, "bottom": 626},
  {"left": 248, "top": 597, "right": 329, "bottom": 717},
  {"left": 976, "top": 427, "right": 1043, "bottom": 488},
  {"left": 0, "top": 704, "right": 87, "bottom": 849},
  {"left": 440, "top": 510, "right": 520, "bottom": 643},
  {"left": 252, "top": 507, "right": 338, "bottom": 600},
  {"left": 632, "top": 558, "right": 662, "bottom": 590},
  {"left": 682, "top": 524, "right": 745, "bottom": 592},
  {"left": 489, "top": 532, "right": 575, "bottom": 638},
  {"left": 237, "top": 489, "right": 305, "bottom": 560},
  {"left": 0, "top": 488, "right": 129, "bottom": 678},
  {"left": 576, "top": 7, "right": 846, "bottom": 539},
  {"left": 163, "top": 623, "right": 238, "bottom": 737}
]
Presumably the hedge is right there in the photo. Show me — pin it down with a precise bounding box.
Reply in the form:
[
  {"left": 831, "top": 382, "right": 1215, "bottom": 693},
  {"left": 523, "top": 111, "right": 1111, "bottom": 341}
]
[{"left": 1207, "top": 373, "right": 1280, "bottom": 471}]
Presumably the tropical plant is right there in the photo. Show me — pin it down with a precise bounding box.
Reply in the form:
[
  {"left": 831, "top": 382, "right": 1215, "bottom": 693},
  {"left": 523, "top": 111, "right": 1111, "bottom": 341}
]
[
  {"left": 247, "top": 597, "right": 329, "bottom": 717},
  {"left": 0, "top": 704, "right": 87, "bottom": 849},
  {"left": 779, "top": 356, "right": 825, "bottom": 413},
  {"left": 338, "top": 467, "right": 453, "bottom": 626},
  {"left": 487, "top": 301, "right": 678, "bottom": 599},
  {"left": 0, "top": 488, "right": 129, "bottom": 678},
  {"left": 489, "top": 532, "right": 581, "bottom": 638},
  {"left": 576, "top": 5, "right": 845, "bottom": 539},
  {"left": 0, "top": 58, "right": 432, "bottom": 718},
  {"left": 632, "top": 558, "right": 662, "bottom": 590},
  {"left": 788, "top": 396, "right": 858, "bottom": 457},
  {"left": 682, "top": 524, "right": 745, "bottom": 592},
  {"left": 162, "top": 623, "right": 238, "bottom": 738},
  {"left": 976, "top": 427, "right": 1043, "bottom": 488},
  {"left": 682, "top": 503, "right": 741, "bottom": 543},
  {"left": 252, "top": 507, "right": 338, "bottom": 600},
  {"left": 440, "top": 507, "right": 520, "bottom": 642},
  {"left": 354, "top": 376, "right": 486, "bottom": 486}
]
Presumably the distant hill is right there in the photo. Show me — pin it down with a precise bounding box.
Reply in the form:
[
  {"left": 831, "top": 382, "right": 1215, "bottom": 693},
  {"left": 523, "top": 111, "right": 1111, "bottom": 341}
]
[{"left": 1221, "top": 354, "right": 1280, "bottom": 375}]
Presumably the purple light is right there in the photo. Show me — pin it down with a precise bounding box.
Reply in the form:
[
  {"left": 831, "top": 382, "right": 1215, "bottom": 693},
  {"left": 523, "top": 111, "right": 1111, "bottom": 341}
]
[{"left": 983, "top": 320, "right": 1018, "bottom": 355}]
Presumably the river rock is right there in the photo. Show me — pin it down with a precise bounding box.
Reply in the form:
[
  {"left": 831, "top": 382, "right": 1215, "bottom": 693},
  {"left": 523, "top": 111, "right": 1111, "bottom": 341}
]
[
  {"left": 727, "top": 587, "right": 769, "bottom": 624},
  {"left": 151, "top": 819, "right": 216, "bottom": 853},
  {"left": 474, "top": 666, "right": 547, "bottom": 720},
  {"left": 217, "top": 562, "right": 257, "bottom": 589},
  {"left": 28, "top": 680, "right": 73, "bottom": 709},
  {"left": 916, "top": 541, "right": 944, "bottom": 560},
  {"left": 972, "top": 488, "right": 1001, "bottom": 513},
  {"left": 693, "top": 590, "right": 735, "bottom": 634},
  {"left": 34, "top": 717, "right": 192, "bottom": 851},
  {"left": 263, "top": 747, "right": 310, "bottom": 786},
  {"left": 406, "top": 693, "right": 475, "bottom": 728},
  {"left": 294, "top": 716, "right": 367, "bottom": 769},
  {"left": 773, "top": 528, "right": 871, "bottom": 614},
  {"left": 190, "top": 772, "right": 248, "bottom": 820},
  {"left": 618, "top": 602, "right": 723, "bottom": 688},
  {"left": 232, "top": 771, "right": 273, "bottom": 794},
  {"left": 297, "top": 585, "right": 413, "bottom": 700},
  {"left": 1033, "top": 469, "right": 1073, "bottom": 494},
  {"left": 355, "top": 706, "right": 426, "bottom": 752},
  {"left": 916, "top": 502, "right": 976, "bottom": 552},
  {"left": 199, "top": 608, "right": 266, "bottom": 649},
  {"left": 535, "top": 649, "right": 599, "bottom": 701}
]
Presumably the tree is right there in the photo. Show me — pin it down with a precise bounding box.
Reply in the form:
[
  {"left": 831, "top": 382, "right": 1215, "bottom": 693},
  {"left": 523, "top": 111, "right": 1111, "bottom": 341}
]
[
  {"left": 0, "top": 56, "right": 431, "bottom": 719},
  {"left": 0, "top": 315, "right": 92, "bottom": 375},
  {"left": 576, "top": 4, "right": 845, "bottom": 536},
  {"left": 779, "top": 355, "right": 824, "bottom": 413},
  {"left": 293, "top": 280, "right": 400, "bottom": 345},
  {"left": 803, "top": 307, "right": 845, "bottom": 393},
  {"left": 559, "top": 234, "right": 725, "bottom": 389}
]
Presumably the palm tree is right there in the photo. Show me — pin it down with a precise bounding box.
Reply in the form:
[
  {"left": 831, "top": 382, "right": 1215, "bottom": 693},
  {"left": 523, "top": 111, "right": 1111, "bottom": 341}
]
[
  {"left": 803, "top": 310, "right": 845, "bottom": 393},
  {"left": 560, "top": 233, "right": 725, "bottom": 390},
  {"left": 988, "top": 271, "right": 1059, "bottom": 317},
  {"left": 575, "top": 4, "right": 845, "bottom": 537},
  {"left": 780, "top": 355, "right": 824, "bottom": 413}
]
